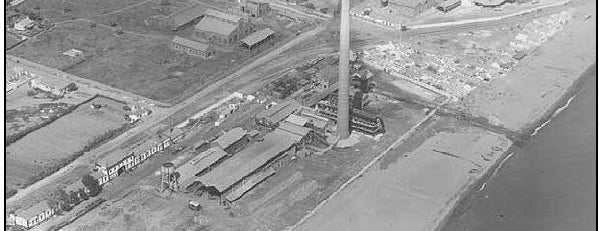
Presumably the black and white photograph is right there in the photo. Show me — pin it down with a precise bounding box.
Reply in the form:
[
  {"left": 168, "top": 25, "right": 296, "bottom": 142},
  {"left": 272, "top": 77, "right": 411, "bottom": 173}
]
[{"left": 2, "top": 0, "right": 597, "bottom": 229}]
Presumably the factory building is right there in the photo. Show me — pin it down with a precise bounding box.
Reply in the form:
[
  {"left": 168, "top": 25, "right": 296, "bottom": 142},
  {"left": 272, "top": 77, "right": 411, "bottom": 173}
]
[
  {"left": 171, "top": 36, "right": 216, "bottom": 58},
  {"left": 194, "top": 9, "right": 252, "bottom": 46},
  {"left": 241, "top": 28, "right": 275, "bottom": 50}
]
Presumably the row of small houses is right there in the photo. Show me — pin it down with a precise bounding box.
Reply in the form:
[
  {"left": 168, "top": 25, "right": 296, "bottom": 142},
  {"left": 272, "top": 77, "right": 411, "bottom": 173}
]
[
  {"left": 8, "top": 128, "right": 184, "bottom": 230},
  {"left": 8, "top": 181, "right": 89, "bottom": 229},
  {"left": 93, "top": 128, "right": 185, "bottom": 185}
]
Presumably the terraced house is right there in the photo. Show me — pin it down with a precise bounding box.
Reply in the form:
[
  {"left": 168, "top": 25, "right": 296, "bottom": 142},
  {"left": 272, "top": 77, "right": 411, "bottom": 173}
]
[
  {"left": 9, "top": 200, "right": 55, "bottom": 229},
  {"left": 94, "top": 128, "right": 184, "bottom": 184}
]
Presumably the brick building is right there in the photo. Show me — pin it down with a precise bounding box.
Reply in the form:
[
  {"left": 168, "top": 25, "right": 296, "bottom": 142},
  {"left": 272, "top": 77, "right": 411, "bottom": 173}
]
[{"left": 171, "top": 36, "right": 215, "bottom": 58}]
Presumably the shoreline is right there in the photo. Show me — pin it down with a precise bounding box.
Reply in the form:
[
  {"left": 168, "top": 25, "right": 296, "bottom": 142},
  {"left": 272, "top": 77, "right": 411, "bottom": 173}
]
[{"left": 434, "top": 62, "right": 596, "bottom": 231}]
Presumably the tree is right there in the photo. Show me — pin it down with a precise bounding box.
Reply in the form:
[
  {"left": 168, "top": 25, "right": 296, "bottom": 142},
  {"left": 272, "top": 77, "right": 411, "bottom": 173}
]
[
  {"left": 55, "top": 188, "right": 69, "bottom": 202},
  {"left": 60, "top": 201, "right": 73, "bottom": 211},
  {"left": 81, "top": 174, "right": 102, "bottom": 197},
  {"left": 68, "top": 191, "right": 81, "bottom": 205},
  {"left": 79, "top": 188, "right": 89, "bottom": 201},
  {"left": 65, "top": 83, "right": 78, "bottom": 92},
  {"left": 304, "top": 2, "right": 314, "bottom": 9}
]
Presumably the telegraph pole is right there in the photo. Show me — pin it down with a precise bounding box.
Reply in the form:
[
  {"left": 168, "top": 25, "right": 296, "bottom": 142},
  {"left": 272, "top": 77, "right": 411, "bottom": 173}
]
[{"left": 337, "top": 0, "right": 350, "bottom": 139}]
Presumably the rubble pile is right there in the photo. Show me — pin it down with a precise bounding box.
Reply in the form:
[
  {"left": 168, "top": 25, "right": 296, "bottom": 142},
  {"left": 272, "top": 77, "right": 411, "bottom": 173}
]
[
  {"left": 362, "top": 11, "right": 573, "bottom": 99},
  {"left": 510, "top": 10, "right": 572, "bottom": 52},
  {"left": 362, "top": 41, "right": 511, "bottom": 98}
]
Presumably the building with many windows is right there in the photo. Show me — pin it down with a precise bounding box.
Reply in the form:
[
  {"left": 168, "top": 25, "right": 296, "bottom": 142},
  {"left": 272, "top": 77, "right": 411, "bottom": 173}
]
[
  {"left": 171, "top": 36, "right": 216, "bottom": 58},
  {"left": 9, "top": 201, "right": 55, "bottom": 229}
]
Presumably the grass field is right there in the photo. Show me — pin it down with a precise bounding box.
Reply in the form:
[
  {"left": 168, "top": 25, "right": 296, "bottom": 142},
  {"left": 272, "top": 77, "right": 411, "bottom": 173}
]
[
  {"left": 6, "top": 96, "right": 129, "bottom": 193},
  {"left": 17, "top": 0, "right": 147, "bottom": 22},
  {"left": 9, "top": 0, "right": 318, "bottom": 104}
]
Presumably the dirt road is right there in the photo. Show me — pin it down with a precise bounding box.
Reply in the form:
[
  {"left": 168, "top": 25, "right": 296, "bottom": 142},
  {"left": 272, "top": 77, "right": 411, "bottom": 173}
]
[{"left": 6, "top": 21, "right": 329, "bottom": 207}]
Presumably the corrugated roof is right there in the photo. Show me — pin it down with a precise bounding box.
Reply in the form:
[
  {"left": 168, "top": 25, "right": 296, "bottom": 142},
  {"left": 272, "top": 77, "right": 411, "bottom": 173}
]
[
  {"left": 173, "top": 36, "right": 211, "bottom": 52},
  {"left": 285, "top": 114, "right": 309, "bottom": 126},
  {"left": 198, "top": 129, "right": 300, "bottom": 192},
  {"left": 225, "top": 167, "right": 275, "bottom": 201},
  {"left": 15, "top": 200, "right": 51, "bottom": 219},
  {"left": 195, "top": 17, "right": 237, "bottom": 37},
  {"left": 256, "top": 101, "right": 301, "bottom": 125},
  {"left": 178, "top": 147, "right": 228, "bottom": 186},
  {"left": 241, "top": 28, "right": 275, "bottom": 46},
  {"left": 214, "top": 127, "right": 246, "bottom": 149},
  {"left": 205, "top": 9, "right": 242, "bottom": 23},
  {"left": 277, "top": 121, "right": 312, "bottom": 137},
  {"left": 169, "top": 4, "right": 206, "bottom": 28}
]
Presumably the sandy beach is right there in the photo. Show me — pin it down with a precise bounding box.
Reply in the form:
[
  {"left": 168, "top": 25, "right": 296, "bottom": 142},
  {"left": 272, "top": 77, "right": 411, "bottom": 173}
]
[
  {"left": 294, "top": 0, "right": 596, "bottom": 229},
  {"left": 457, "top": 0, "right": 596, "bottom": 133}
]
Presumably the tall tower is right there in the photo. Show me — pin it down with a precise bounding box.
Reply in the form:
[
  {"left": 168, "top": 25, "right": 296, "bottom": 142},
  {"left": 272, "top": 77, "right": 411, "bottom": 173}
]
[
  {"left": 160, "top": 162, "right": 177, "bottom": 191},
  {"left": 337, "top": 0, "right": 351, "bottom": 139}
]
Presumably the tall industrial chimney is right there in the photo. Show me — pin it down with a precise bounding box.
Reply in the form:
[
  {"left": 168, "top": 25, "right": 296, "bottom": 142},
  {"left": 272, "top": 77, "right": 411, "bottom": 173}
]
[{"left": 337, "top": 0, "right": 350, "bottom": 139}]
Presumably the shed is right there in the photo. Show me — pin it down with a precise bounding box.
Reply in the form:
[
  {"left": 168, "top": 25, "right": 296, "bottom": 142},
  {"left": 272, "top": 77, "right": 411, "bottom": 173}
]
[
  {"left": 241, "top": 28, "right": 275, "bottom": 49},
  {"left": 474, "top": 0, "right": 507, "bottom": 7},
  {"left": 437, "top": 0, "right": 461, "bottom": 12},
  {"left": 171, "top": 36, "right": 215, "bottom": 58},
  {"left": 168, "top": 4, "right": 206, "bottom": 30}
]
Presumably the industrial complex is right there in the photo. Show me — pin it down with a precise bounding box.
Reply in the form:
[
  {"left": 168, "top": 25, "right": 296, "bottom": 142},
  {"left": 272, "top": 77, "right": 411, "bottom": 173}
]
[{"left": 4, "top": 0, "right": 595, "bottom": 229}]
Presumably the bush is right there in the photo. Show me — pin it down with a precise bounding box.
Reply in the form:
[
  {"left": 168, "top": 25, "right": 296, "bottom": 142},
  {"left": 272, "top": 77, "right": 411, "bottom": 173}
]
[
  {"left": 82, "top": 174, "right": 102, "bottom": 197},
  {"left": 6, "top": 188, "right": 17, "bottom": 198},
  {"left": 65, "top": 83, "right": 78, "bottom": 92}
]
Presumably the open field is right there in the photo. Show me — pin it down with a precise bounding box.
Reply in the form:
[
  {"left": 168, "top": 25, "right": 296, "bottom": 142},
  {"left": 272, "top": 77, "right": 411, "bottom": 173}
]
[
  {"left": 9, "top": 0, "right": 319, "bottom": 104},
  {"left": 6, "top": 96, "right": 130, "bottom": 194},
  {"left": 6, "top": 32, "right": 25, "bottom": 49},
  {"left": 17, "top": 0, "right": 149, "bottom": 22}
]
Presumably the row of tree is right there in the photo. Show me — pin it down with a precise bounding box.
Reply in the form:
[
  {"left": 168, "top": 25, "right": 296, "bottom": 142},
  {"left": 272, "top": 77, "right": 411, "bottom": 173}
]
[{"left": 47, "top": 174, "right": 102, "bottom": 213}]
